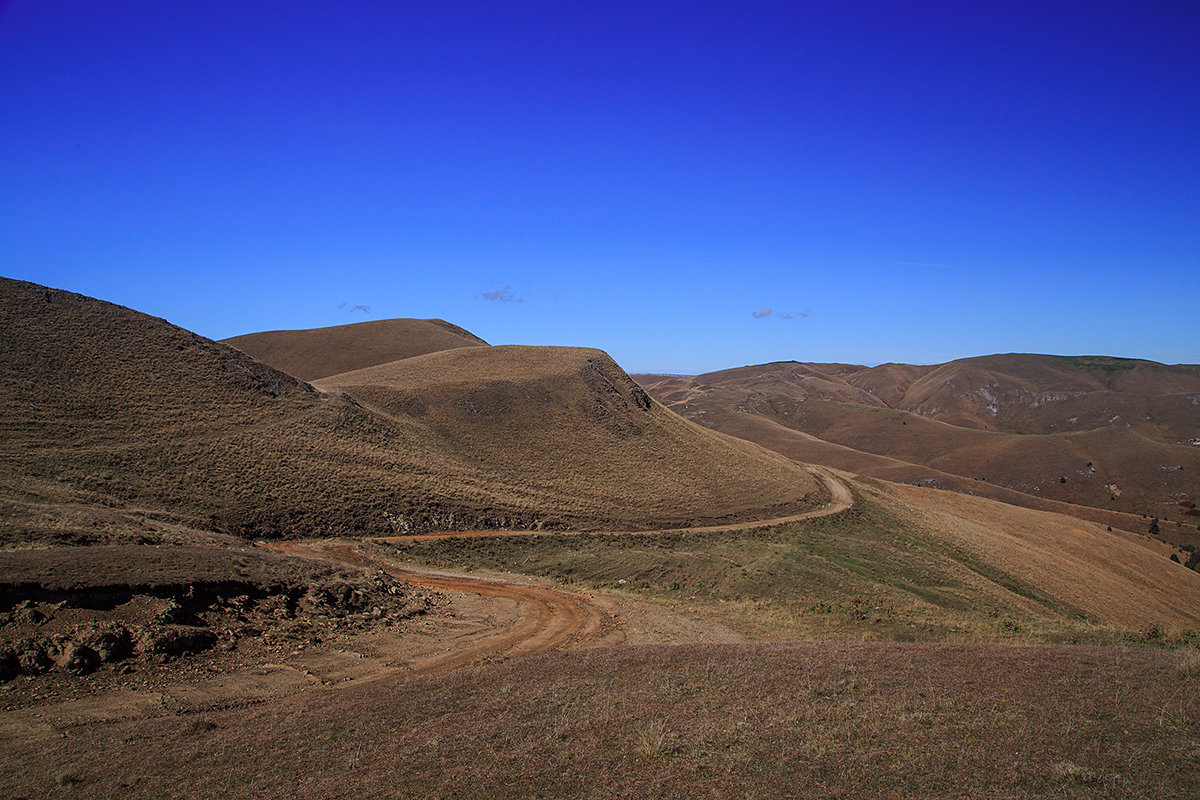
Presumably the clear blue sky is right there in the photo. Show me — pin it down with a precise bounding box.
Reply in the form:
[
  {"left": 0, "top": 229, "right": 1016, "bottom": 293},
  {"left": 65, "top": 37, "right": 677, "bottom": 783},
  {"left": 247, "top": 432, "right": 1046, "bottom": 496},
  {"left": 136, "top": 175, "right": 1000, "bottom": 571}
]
[{"left": 2, "top": 1, "right": 1197, "bottom": 373}]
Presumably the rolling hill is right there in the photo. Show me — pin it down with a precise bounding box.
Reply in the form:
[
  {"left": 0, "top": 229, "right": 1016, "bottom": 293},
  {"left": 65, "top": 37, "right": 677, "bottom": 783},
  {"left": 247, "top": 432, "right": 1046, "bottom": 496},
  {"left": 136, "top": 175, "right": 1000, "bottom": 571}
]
[
  {"left": 0, "top": 277, "right": 821, "bottom": 540},
  {"left": 312, "top": 345, "right": 823, "bottom": 530},
  {"left": 221, "top": 317, "right": 489, "bottom": 381},
  {"left": 636, "top": 355, "right": 1200, "bottom": 533}
]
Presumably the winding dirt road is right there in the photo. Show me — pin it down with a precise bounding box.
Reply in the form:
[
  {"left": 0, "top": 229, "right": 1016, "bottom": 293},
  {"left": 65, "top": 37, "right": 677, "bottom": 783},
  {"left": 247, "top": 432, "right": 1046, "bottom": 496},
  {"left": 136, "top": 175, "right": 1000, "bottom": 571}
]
[
  {"left": 0, "top": 470, "right": 851, "bottom": 742},
  {"left": 273, "top": 468, "right": 852, "bottom": 679},
  {"left": 377, "top": 467, "right": 853, "bottom": 545}
]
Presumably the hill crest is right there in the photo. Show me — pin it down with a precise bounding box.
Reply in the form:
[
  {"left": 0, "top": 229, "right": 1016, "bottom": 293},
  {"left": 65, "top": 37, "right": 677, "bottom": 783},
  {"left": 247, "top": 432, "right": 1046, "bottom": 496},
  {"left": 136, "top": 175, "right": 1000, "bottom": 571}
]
[{"left": 222, "top": 317, "right": 489, "bottom": 381}]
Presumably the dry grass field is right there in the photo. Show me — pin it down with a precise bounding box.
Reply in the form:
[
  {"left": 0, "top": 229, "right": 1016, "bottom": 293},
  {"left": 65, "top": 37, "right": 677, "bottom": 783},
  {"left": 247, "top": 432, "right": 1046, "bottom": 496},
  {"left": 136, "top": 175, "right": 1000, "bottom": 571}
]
[
  {"left": 3, "top": 642, "right": 1197, "bottom": 799},
  {"left": 5, "top": 275, "right": 1200, "bottom": 798}
]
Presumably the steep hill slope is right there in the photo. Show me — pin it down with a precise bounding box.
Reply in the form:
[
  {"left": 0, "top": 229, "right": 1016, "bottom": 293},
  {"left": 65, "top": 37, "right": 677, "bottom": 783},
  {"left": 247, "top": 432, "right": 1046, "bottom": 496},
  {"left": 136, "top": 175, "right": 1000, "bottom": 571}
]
[
  {"left": 222, "top": 317, "right": 488, "bottom": 381},
  {"left": 1, "top": 278, "right": 819, "bottom": 538},
  {"left": 636, "top": 354, "right": 1200, "bottom": 530}
]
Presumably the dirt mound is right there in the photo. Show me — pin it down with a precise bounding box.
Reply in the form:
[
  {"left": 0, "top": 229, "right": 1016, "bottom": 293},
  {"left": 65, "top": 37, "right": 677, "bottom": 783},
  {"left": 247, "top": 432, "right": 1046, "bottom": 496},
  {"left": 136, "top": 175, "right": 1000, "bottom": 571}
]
[
  {"left": 222, "top": 317, "right": 488, "bottom": 381},
  {"left": 0, "top": 544, "right": 438, "bottom": 683}
]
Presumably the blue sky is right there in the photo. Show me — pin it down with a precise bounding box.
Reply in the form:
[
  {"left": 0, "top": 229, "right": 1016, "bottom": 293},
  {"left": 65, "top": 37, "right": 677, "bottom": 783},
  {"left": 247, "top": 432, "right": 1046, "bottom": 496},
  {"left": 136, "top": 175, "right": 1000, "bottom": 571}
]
[{"left": 2, "top": 1, "right": 1197, "bottom": 373}]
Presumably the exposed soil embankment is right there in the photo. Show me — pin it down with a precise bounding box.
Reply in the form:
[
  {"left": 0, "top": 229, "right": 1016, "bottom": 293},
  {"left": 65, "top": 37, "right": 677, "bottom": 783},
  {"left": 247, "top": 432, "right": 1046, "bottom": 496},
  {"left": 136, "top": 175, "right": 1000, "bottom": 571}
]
[{"left": 0, "top": 545, "right": 439, "bottom": 686}]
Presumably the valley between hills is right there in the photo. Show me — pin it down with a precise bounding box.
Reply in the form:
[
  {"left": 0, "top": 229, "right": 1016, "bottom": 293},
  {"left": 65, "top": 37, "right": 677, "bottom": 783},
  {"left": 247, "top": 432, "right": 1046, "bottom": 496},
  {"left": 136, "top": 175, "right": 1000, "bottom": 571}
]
[{"left": 2, "top": 276, "right": 1199, "bottom": 798}]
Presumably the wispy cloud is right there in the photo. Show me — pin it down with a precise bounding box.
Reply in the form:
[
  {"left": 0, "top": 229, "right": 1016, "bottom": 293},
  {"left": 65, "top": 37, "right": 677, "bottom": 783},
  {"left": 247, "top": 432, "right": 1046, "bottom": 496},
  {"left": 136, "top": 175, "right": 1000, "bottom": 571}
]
[
  {"left": 338, "top": 302, "right": 371, "bottom": 314},
  {"left": 480, "top": 284, "right": 522, "bottom": 303},
  {"left": 753, "top": 307, "right": 810, "bottom": 320}
]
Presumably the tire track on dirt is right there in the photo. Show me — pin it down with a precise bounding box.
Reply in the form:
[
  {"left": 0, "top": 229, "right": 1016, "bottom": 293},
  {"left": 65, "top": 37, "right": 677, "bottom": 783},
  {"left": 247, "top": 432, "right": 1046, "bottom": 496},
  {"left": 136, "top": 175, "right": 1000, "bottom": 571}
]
[{"left": 266, "top": 541, "right": 619, "bottom": 678}]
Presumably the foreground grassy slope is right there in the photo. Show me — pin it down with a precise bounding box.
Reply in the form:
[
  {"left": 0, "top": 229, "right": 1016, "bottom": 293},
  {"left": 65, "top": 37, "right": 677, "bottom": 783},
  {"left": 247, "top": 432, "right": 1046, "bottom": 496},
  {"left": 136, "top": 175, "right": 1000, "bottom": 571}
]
[
  {"left": 6, "top": 642, "right": 1197, "bottom": 799},
  {"left": 222, "top": 317, "right": 488, "bottom": 381},
  {"left": 0, "top": 277, "right": 819, "bottom": 537}
]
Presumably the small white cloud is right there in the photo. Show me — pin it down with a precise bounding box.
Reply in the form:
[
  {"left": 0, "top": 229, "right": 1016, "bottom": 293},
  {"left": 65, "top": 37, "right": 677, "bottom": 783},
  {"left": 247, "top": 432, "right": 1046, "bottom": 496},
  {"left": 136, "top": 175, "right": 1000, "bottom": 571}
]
[{"left": 752, "top": 307, "right": 772, "bottom": 319}]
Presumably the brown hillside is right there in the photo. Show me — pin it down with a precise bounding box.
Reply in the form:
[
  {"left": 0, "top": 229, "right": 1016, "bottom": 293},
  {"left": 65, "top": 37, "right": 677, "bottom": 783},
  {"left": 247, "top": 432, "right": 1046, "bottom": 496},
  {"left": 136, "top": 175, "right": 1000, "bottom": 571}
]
[
  {"left": 315, "top": 345, "right": 823, "bottom": 529},
  {"left": 221, "top": 317, "right": 488, "bottom": 381},
  {"left": 892, "top": 354, "right": 1200, "bottom": 438},
  {"left": 1, "top": 278, "right": 818, "bottom": 538},
  {"left": 637, "top": 354, "right": 1200, "bottom": 530}
]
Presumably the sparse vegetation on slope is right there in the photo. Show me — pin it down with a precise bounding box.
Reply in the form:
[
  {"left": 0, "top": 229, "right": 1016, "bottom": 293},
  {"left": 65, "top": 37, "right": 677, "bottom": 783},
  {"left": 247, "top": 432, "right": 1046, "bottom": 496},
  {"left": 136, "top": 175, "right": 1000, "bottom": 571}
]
[{"left": 374, "top": 476, "right": 1200, "bottom": 641}]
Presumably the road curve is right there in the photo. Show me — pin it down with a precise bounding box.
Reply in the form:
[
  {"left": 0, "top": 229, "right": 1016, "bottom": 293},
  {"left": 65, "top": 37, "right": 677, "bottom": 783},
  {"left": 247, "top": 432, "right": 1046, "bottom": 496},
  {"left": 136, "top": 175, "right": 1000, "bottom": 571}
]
[
  {"left": 265, "top": 541, "right": 618, "bottom": 677},
  {"left": 268, "top": 468, "right": 849, "bottom": 680},
  {"left": 378, "top": 467, "right": 853, "bottom": 545}
]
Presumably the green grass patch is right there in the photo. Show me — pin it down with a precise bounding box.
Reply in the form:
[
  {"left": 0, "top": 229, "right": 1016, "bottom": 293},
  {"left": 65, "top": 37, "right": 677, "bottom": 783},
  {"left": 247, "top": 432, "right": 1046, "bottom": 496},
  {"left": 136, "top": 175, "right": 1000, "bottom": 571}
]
[{"left": 367, "top": 497, "right": 1120, "bottom": 644}]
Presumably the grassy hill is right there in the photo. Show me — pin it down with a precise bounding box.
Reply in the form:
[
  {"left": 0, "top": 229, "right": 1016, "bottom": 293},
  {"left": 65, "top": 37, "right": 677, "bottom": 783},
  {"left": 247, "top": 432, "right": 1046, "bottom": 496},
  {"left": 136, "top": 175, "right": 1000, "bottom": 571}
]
[
  {"left": 221, "top": 317, "right": 488, "bottom": 381},
  {"left": 0, "top": 277, "right": 820, "bottom": 539},
  {"left": 314, "top": 345, "right": 823, "bottom": 530}
]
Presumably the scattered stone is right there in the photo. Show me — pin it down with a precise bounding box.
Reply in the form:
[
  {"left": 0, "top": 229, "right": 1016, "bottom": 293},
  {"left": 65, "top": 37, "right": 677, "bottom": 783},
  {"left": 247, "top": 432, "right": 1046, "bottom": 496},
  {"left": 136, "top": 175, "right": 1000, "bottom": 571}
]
[
  {"left": 57, "top": 643, "right": 101, "bottom": 675},
  {"left": 15, "top": 641, "right": 52, "bottom": 675},
  {"left": 140, "top": 627, "right": 218, "bottom": 659}
]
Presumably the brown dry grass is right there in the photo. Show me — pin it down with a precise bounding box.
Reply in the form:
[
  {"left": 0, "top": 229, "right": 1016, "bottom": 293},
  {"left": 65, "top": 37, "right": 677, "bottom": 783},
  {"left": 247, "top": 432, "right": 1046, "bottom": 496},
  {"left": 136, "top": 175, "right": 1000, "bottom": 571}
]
[
  {"left": 876, "top": 480, "right": 1200, "bottom": 632},
  {"left": 1, "top": 277, "right": 819, "bottom": 538},
  {"left": 638, "top": 356, "right": 1200, "bottom": 529},
  {"left": 4, "top": 642, "right": 1197, "bottom": 798},
  {"left": 314, "top": 344, "right": 823, "bottom": 529},
  {"left": 0, "top": 543, "right": 353, "bottom": 592},
  {"left": 222, "top": 316, "right": 488, "bottom": 381}
]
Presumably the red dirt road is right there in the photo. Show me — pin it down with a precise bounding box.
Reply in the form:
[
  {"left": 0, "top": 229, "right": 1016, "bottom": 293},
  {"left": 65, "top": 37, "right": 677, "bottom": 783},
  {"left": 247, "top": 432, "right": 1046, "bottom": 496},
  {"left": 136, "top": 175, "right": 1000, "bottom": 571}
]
[{"left": 267, "top": 541, "right": 620, "bottom": 677}]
